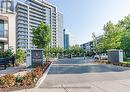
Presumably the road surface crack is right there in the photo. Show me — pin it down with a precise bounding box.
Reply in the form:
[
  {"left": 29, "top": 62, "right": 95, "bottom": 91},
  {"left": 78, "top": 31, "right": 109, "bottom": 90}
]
[
  {"left": 61, "top": 84, "right": 69, "bottom": 92},
  {"left": 91, "top": 83, "right": 107, "bottom": 92}
]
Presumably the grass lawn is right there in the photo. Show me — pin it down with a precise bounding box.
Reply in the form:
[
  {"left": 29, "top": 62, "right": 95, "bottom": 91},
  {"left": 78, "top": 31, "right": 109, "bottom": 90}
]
[{"left": 123, "top": 61, "right": 130, "bottom": 64}]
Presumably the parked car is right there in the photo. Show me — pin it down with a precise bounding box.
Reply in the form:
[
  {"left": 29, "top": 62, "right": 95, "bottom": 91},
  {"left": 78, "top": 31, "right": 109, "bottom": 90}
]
[
  {"left": 101, "top": 53, "right": 108, "bottom": 60},
  {"left": 94, "top": 53, "right": 108, "bottom": 60},
  {"left": 94, "top": 55, "right": 99, "bottom": 60}
]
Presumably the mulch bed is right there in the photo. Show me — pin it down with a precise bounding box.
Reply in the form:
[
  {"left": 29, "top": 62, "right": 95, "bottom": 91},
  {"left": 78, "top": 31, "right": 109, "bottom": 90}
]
[
  {"left": 94, "top": 60, "right": 130, "bottom": 67},
  {"left": 0, "top": 61, "right": 52, "bottom": 91},
  {"left": 0, "top": 84, "right": 35, "bottom": 92}
]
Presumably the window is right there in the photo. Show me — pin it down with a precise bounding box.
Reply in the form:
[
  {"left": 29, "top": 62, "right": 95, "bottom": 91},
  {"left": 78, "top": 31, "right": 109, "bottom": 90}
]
[{"left": 0, "top": 20, "right": 4, "bottom": 37}]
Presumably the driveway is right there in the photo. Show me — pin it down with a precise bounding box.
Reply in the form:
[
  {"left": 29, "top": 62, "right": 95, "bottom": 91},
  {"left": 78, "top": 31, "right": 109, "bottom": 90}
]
[{"left": 39, "top": 58, "right": 130, "bottom": 92}]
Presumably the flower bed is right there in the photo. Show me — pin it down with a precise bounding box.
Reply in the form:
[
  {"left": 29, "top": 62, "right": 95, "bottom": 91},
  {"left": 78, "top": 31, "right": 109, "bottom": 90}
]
[
  {"left": 0, "top": 61, "right": 51, "bottom": 91},
  {"left": 94, "top": 60, "right": 130, "bottom": 67},
  {"left": 94, "top": 60, "right": 109, "bottom": 64}
]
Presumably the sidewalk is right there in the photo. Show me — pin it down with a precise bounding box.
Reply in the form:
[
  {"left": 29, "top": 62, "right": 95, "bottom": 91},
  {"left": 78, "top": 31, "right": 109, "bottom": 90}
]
[
  {"left": 11, "top": 79, "right": 130, "bottom": 92},
  {"left": 0, "top": 63, "right": 31, "bottom": 77},
  {"left": 12, "top": 88, "right": 66, "bottom": 92}
]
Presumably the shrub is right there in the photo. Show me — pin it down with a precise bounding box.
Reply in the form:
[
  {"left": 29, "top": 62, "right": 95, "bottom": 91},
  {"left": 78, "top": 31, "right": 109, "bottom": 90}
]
[
  {"left": 15, "top": 75, "right": 25, "bottom": 86},
  {"left": 0, "top": 49, "right": 14, "bottom": 58},
  {"left": 123, "top": 55, "right": 128, "bottom": 61},
  {"left": 0, "top": 77, "right": 5, "bottom": 86},
  {"left": 21, "top": 67, "right": 43, "bottom": 86},
  {"left": 4, "top": 49, "right": 14, "bottom": 58},
  {"left": 0, "top": 51, "right": 4, "bottom": 58},
  {"left": 16, "top": 49, "right": 26, "bottom": 66},
  {"left": 24, "top": 72, "right": 34, "bottom": 86},
  {"left": 32, "top": 67, "right": 43, "bottom": 78},
  {"left": 0, "top": 74, "right": 16, "bottom": 88}
]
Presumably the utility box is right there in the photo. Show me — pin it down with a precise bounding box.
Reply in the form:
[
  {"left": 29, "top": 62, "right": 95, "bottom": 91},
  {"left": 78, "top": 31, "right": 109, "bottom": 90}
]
[
  {"left": 26, "top": 49, "right": 44, "bottom": 67},
  {"left": 108, "top": 50, "right": 123, "bottom": 63}
]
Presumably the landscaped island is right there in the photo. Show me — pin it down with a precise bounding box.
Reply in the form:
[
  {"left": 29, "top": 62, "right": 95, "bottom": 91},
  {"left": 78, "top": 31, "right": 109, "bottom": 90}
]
[{"left": 0, "top": 61, "right": 51, "bottom": 91}]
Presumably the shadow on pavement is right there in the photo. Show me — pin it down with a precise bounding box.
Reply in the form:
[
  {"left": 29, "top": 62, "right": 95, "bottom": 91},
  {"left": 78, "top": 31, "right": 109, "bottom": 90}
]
[
  {"left": 54, "top": 58, "right": 93, "bottom": 64},
  {"left": 48, "top": 64, "right": 130, "bottom": 74}
]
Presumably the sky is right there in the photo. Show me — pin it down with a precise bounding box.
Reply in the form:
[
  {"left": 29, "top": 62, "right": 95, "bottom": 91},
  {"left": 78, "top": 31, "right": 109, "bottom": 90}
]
[
  {"left": 47, "top": 0, "right": 130, "bottom": 45},
  {"left": 16, "top": 0, "right": 130, "bottom": 45}
]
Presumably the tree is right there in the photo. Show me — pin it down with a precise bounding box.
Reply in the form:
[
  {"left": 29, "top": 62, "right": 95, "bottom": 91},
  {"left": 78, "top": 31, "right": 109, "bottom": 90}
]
[
  {"left": 103, "top": 21, "right": 119, "bottom": 49},
  {"left": 118, "top": 14, "right": 130, "bottom": 31},
  {"left": 97, "top": 21, "right": 122, "bottom": 52},
  {"left": 92, "top": 14, "right": 130, "bottom": 61},
  {"left": 32, "top": 22, "right": 51, "bottom": 49},
  {"left": 120, "top": 31, "right": 130, "bottom": 52},
  {"left": 49, "top": 47, "right": 64, "bottom": 58},
  {"left": 64, "top": 45, "right": 86, "bottom": 57},
  {"left": 63, "top": 48, "right": 71, "bottom": 57},
  {"left": 92, "top": 32, "right": 99, "bottom": 54},
  {"left": 32, "top": 22, "right": 51, "bottom": 61}
]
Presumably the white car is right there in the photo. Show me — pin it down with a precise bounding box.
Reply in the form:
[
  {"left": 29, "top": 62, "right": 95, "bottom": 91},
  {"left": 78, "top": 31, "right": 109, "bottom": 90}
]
[{"left": 94, "top": 53, "right": 108, "bottom": 60}]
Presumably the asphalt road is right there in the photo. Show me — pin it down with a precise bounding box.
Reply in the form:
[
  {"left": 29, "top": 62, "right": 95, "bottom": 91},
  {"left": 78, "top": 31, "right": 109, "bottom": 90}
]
[{"left": 39, "top": 58, "right": 130, "bottom": 92}]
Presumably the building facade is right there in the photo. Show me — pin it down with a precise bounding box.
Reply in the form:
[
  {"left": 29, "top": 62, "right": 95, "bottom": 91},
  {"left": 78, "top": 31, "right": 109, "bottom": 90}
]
[
  {"left": 80, "top": 35, "right": 102, "bottom": 52},
  {"left": 0, "top": 13, "right": 16, "bottom": 52},
  {"left": 0, "top": 0, "right": 15, "bottom": 13},
  {"left": 80, "top": 41, "right": 93, "bottom": 52},
  {"left": 0, "top": 0, "right": 16, "bottom": 53},
  {"left": 57, "top": 12, "right": 64, "bottom": 48},
  {"left": 64, "top": 29, "right": 69, "bottom": 49},
  {"left": 16, "top": 0, "right": 58, "bottom": 50}
]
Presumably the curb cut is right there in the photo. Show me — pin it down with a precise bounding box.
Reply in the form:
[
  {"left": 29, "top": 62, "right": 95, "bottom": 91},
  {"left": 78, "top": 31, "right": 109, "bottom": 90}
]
[{"left": 35, "top": 62, "right": 52, "bottom": 88}]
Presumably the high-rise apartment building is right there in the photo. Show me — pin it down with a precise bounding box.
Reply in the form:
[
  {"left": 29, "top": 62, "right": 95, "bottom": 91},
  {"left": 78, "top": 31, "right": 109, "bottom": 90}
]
[
  {"left": 64, "top": 29, "right": 69, "bottom": 49},
  {"left": 0, "top": 0, "right": 15, "bottom": 13},
  {"left": 16, "top": 0, "right": 58, "bottom": 50},
  {"left": 57, "top": 12, "right": 64, "bottom": 48}
]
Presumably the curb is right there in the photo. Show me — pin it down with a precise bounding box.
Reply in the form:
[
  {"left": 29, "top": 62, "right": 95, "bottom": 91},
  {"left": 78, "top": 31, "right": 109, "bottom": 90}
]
[{"left": 35, "top": 62, "right": 52, "bottom": 88}]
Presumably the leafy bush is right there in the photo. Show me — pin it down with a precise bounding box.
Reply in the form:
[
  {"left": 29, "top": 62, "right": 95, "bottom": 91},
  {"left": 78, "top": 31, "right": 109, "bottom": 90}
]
[
  {"left": 22, "top": 67, "right": 43, "bottom": 86},
  {"left": 23, "top": 72, "right": 34, "bottom": 86},
  {"left": 0, "top": 49, "right": 14, "bottom": 58},
  {"left": 16, "top": 75, "right": 24, "bottom": 83},
  {"left": 4, "top": 49, "right": 14, "bottom": 58},
  {"left": 0, "top": 74, "right": 16, "bottom": 88},
  {"left": 0, "top": 77, "right": 5, "bottom": 86},
  {"left": 0, "top": 51, "right": 4, "bottom": 58},
  {"left": 16, "top": 49, "right": 26, "bottom": 66},
  {"left": 123, "top": 54, "right": 128, "bottom": 61}
]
